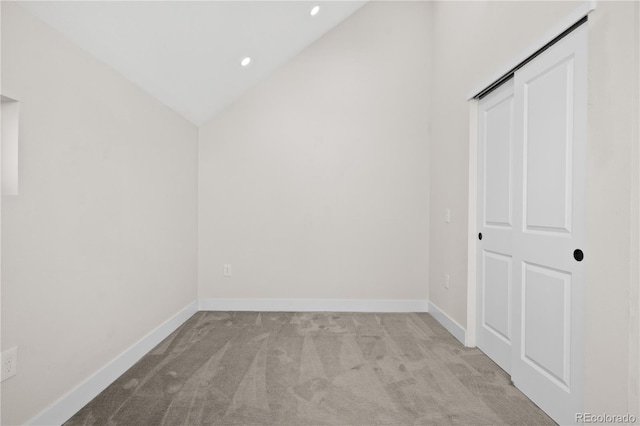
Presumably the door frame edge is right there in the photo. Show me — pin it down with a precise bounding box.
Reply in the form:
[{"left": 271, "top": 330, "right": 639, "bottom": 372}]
[{"left": 466, "top": 99, "right": 479, "bottom": 348}]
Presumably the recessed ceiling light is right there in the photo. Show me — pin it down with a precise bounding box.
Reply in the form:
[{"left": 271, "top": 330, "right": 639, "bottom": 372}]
[
  {"left": 310, "top": 5, "right": 320, "bottom": 16},
  {"left": 240, "top": 57, "right": 251, "bottom": 67}
]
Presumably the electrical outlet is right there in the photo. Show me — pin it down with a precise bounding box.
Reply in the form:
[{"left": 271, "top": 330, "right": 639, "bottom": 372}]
[
  {"left": 223, "top": 264, "right": 232, "bottom": 277},
  {"left": 445, "top": 208, "right": 451, "bottom": 223},
  {"left": 1, "top": 347, "right": 17, "bottom": 382},
  {"left": 444, "top": 274, "right": 450, "bottom": 289}
]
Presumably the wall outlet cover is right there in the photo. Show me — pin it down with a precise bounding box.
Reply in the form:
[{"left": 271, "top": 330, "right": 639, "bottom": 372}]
[{"left": 1, "top": 347, "right": 18, "bottom": 382}]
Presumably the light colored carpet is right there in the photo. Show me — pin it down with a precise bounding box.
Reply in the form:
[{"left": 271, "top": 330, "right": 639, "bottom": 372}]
[{"left": 65, "top": 312, "right": 555, "bottom": 425}]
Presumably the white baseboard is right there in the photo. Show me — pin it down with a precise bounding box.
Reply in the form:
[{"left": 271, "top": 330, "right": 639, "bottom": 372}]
[
  {"left": 199, "top": 298, "right": 428, "bottom": 313},
  {"left": 428, "top": 301, "right": 467, "bottom": 345},
  {"left": 28, "top": 301, "right": 198, "bottom": 426}
]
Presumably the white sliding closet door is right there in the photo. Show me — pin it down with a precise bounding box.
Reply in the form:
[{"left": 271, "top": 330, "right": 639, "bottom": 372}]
[
  {"left": 511, "top": 24, "right": 586, "bottom": 425},
  {"left": 477, "top": 80, "right": 515, "bottom": 374},
  {"left": 477, "top": 24, "right": 587, "bottom": 425}
]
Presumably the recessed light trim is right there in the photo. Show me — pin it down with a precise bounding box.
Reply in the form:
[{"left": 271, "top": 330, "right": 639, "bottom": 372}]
[
  {"left": 310, "top": 5, "right": 320, "bottom": 16},
  {"left": 240, "top": 57, "right": 251, "bottom": 67}
]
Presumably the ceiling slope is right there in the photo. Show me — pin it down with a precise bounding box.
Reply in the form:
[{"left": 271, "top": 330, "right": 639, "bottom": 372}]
[{"left": 18, "top": 1, "right": 367, "bottom": 126}]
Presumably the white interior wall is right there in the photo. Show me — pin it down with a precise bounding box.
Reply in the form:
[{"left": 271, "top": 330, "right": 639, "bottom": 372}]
[
  {"left": 0, "top": 4, "right": 198, "bottom": 425},
  {"left": 585, "top": 1, "right": 639, "bottom": 414},
  {"left": 0, "top": 4, "right": 3, "bottom": 423},
  {"left": 429, "top": 0, "right": 640, "bottom": 417},
  {"left": 634, "top": 3, "right": 640, "bottom": 413},
  {"left": 629, "top": 2, "right": 640, "bottom": 413},
  {"left": 198, "top": 2, "right": 431, "bottom": 304}
]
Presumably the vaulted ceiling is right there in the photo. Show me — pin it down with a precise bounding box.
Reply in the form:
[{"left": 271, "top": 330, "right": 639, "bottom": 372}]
[{"left": 18, "top": 1, "right": 367, "bottom": 126}]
